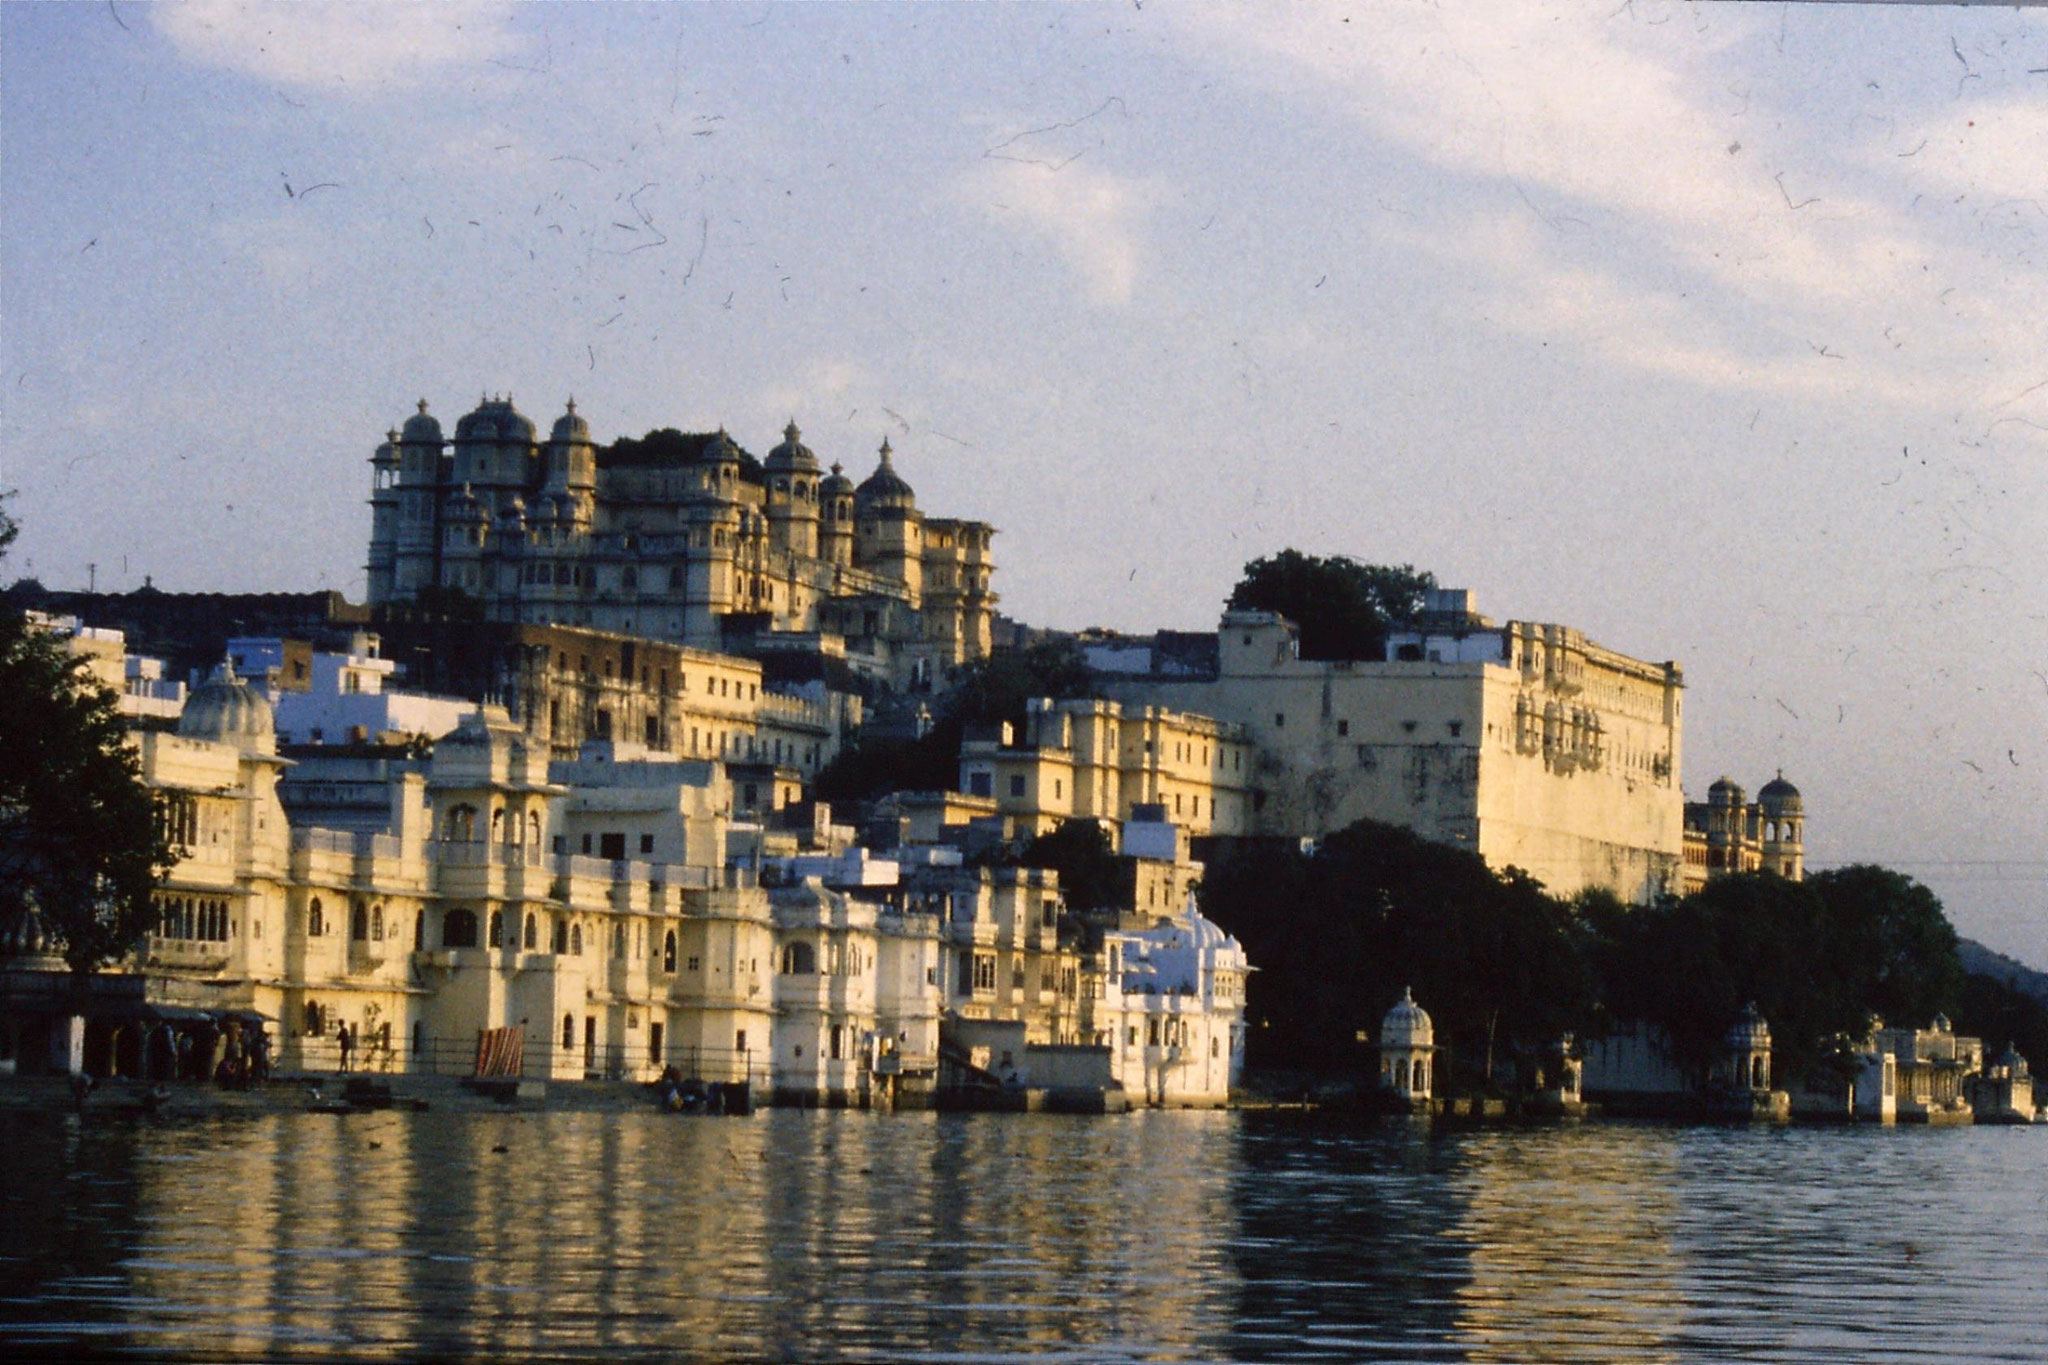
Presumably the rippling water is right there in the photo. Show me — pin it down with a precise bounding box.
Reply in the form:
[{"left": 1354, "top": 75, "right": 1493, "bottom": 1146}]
[{"left": 0, "top": 1108, "right": 2042, "bottom": 1362}]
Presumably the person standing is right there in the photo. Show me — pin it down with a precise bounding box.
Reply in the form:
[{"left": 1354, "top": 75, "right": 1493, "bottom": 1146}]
[{"left": 336, "top": 1022, "right": 353, "bottom": 1073}]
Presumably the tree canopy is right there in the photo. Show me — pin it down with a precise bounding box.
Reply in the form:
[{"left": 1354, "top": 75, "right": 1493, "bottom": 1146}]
[
  {"left": 1227, "top": 551, "right": 1437, "bottom": 661},
  {"left": 1200, "top": 818, "right": 1587, "bottom": 1084},
  {"left": 1201, "top": 812, "right": 1985, "bottom": 1094},
  {"left": 0, "top": 503, "right": 175, "bottom": 985},
  {"left": 1010, "top": 819, "right": 1125, "bottom": 915},
  {"left": 815, "top": 638, "right": 1096, "bottom": 805}
]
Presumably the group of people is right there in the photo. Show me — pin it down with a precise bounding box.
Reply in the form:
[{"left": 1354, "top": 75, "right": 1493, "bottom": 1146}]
[{"left": 212, "top": 1019, "right": 270, "bottom": 1089}]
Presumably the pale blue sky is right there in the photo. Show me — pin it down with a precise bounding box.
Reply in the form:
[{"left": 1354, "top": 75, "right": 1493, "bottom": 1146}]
[{"left": 7, "top": 2, "right": 2048, "bottom": 959}]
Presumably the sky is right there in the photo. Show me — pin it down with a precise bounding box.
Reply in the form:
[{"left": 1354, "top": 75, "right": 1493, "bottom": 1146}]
[{"left": 6, "top": 1, "right": 2048, "bottom": 961}]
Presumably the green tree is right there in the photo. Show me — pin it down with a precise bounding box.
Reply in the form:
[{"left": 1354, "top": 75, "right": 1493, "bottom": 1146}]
[
  {"left": 1806, "top": 865, "right": 1961, "bottom": 1028},
  {"left": 1199, "top": 817, "right": 1592, "bottom": 1085},
  {"left": 1588, "top": 868, "right": 1963, "bottom": 1083},
  {"left": 1014, "top": 819, "right": 1124, "bottom": 914},
  {"left": 0, "top": 503, "right": 176, "bottom": 991},
  {"left": 1227, "top": 551, "right": 1437, "bottom": 661},
  {"left": 815, "top": 639, "right": 1096, "bottom": 804}
]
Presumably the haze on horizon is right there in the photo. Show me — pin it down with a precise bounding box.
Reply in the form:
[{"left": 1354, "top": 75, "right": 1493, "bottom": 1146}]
[{"left": 5, "top": 1, "right": 2048, "bottom": 963}]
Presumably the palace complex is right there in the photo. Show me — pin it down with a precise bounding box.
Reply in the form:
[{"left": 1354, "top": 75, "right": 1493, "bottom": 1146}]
[
  {"left": 365, "top": 398, "right": 995, "bottom": 690},
  {"left": 0, "top": 648, "right": 1248, "bottom": 1109},
  {"left": 1097, "top": 592, "right": 1689, "bottom": 902}
]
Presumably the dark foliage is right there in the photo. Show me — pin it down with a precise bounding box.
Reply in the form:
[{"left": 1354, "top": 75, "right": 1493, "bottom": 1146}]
[
  {"left": 1954, "top": 972, "right": 2048, "bottom": 1069},
  {"left": 1200, "top": 819, "right": 1588, "bottom": 1086},
  {"left": 1203, "top": 807, "right": 1977, "bottom": 1092},
  {"left": 0, "top": 503, "right": 176, "bottom": 988},
  {"left": 600, "top": 428, "right": 765, "bottom": 481},
  {"left": 1011, "top": 820, "right": 1125, "bottom": 914},
  {"left": 814, "top": 639, "right": 1096, "bottom": 804},
  {"left": 1227, "top": 551, "right": 1436, "bottom": 662}
]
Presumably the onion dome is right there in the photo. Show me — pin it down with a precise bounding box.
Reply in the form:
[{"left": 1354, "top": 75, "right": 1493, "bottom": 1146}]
[
  {"left": 1758, "top": 772, "right": 1802, "bottom": 817},
  {"left": 1708, "top": 775, "right": 1744, "bottom": 806},
  {"left": 705, "top": 427, "right": 742, "bottom": 466},
  {"left": 550, "top": 397, "right": 590, "bottom": 444},
  {"left": 401, "top": 398, "right": 444, "bottom": 446},
  {"left": 1177, "top": 906, "right": 1243, "bottom": 957},
  {"left": 179, "top": 656, "right": 276, "bottom": 752},
  {"left": 821, "top": 461, "right": 855, "bottom": 501},
  {"left": 1380, "top": 987, "right": 1434, "bottom": 1050},
  {"left": 766, "top": 420, "right": 820, "bottom": 474},
  {"left": 455, "top": 394, "right": 537, "bottom": 446},
  {"left": 856, "top": 437, "right": 916, "bottom": 510},
  {"left": 1725, "top": 1002, "right": 1771, "bottom": 1051}
]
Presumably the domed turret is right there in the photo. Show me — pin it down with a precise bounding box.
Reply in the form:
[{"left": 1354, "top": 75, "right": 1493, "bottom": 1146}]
[
  {"left": 1378, "top": 986, "right": 1435, "bottom": 1104},
  {"left": 455, "top": 394, "right": 537, "bottom": 446},
  {"left": 856, "top": 437, "right": 916, "bottom": 510},
  {"left": 705, "top": 428, "right": 742, "bottom": 467},
  {"left": 1724, "top": 1001, "right": 1773, "bottom": 1095},
  {"left": 1758, "top": 772, "right": 1802, "bottom": 818},
  {"left": 550, "top": 397, "right": 590, "bottom": 445},
  {"left": 179, "top": 656, "right": 276, "bottom": 754},
  {"left": 1725, "top": 1002, "right": 1771, "bottom": 1052},
  {"left": 766, "top": 420, "right": 819, "bottom": 474},
  {"left": 1381, "top": 986, "right": 1435, "bottom": 1050},
  {"left": 1708, "top": 775, "right": 1743, "bottom": 806},
  {"left": 821, "top": 461, "right": 855, "bottom": 502},
  {"left": 401, "top": 398, "right": 443, "bottom": 446}
]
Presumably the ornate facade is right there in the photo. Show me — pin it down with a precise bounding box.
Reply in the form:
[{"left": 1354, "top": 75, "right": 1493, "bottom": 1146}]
[
  {"left": 366, "top": 397, "right": 996, "bottom": 687},
  {"left": 1680, "top": 774, "right": 1805, "bottom": 894}
]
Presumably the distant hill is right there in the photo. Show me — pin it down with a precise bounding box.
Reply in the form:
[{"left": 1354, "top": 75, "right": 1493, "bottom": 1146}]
[{"left": 1958, "top": 938, "right": 2048, "bottom": 1007}]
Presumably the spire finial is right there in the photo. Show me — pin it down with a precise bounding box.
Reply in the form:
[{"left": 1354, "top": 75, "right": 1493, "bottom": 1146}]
[
  {"left": 878, "top": 435, "right": 893, "bottom": 463},
  {"left": 565, "top": 396, "right": 577, "bottom": 415},
  {"left": 417, "top": 398, "right": 429, "bottom": 415},
  {"left": 785, "top": 418, "right": 801, "bottom": 442}
]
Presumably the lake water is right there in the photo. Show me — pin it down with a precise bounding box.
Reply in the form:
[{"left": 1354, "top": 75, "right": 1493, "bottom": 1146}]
[{"left": 0, "top": 1108, "right": 2043, "bottom": 1363}]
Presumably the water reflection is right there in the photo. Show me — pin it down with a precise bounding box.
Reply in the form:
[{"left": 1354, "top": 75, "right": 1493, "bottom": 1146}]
[{"left": 1, "top": 1110, "right": 2045, "bottom": 1362}]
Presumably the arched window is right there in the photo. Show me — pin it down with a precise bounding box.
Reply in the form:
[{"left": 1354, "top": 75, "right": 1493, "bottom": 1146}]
[
  {"left": 570, "top": 924, "right": 583, "bottom": 956},
  {"left": 1395, "top": 1058, "right": 1410, "bottom": 1090},
  {"left": 443, "top": 908, "right": 479, "bottom": 949},
  {"left": 663, "top": 930, "right": 677, "bottom": 973},
  {"left": 488, "top": 910, "right": 504, "bottom": 946},
  {"left": 445, "top": 804, "right": 477, "bottom": 841},
  {"left": 553, "top": 920, "right": 567, "bottom": 954},
  {"left": 413, "top": 909, "right": 424, "bottom": 947},
  {"left": 524, "top": 913, "right": 538, "bottom": 950},
  {"left": 304, "top": 1000, "right": 322, "bottom": 1034},
  {"left": 308, "top": 898, "right": 324, "bottom": 938},
  {"left": 370, "top": 904, "right": 384, "bottom": 941},
  {"left": 490, "top": 808, "right": 505, "bottom": 842},
  {"left": 562, "top": 1014, "right": 575, "bottom": 1049},
  {"left": 351, "top": 902, "right": 368, "bottom": 941},
  {"left": 1752, "top": 1055, "right": 1766, "bottom": 1088},
  {"left": 527, "top": 812, "right": 541, "bottom": 847},
  {"left": 780, "top": 942, "right": 816, "bottom": 975}
]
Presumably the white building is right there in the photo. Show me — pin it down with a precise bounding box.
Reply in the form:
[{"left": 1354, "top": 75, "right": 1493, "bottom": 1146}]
[{"left": 1093, "top": 901, "right": 1249, "bottom": 1107}]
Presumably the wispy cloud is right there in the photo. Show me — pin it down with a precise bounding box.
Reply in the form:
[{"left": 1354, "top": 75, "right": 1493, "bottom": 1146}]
[
  {"left": 153, "top": 1, "right": 526, "bottom": 95},
  {"left": 1169, "top": 2, "right": 2048, "bottom": 413},
  {"left": 965, "top": 156, "right": 1157, "bottom": 307}
]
